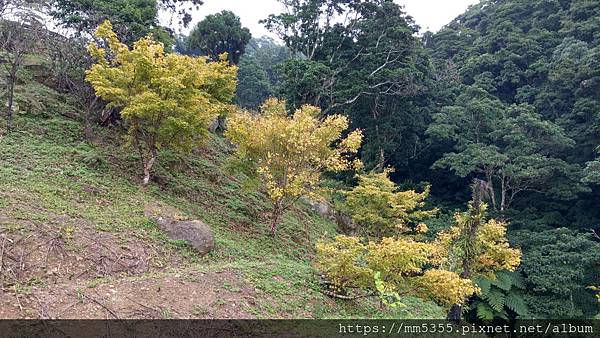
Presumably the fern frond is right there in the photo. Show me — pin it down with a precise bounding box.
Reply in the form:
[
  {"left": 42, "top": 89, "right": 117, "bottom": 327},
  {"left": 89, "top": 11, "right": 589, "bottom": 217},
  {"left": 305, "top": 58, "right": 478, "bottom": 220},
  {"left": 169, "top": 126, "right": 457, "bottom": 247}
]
[
  {"left": 508, "top": 271, "right": 526, "bottom": 289},
  {"left": 497, "top": 310, "right": 509, "bottom": 320},
  {"left": 484, "top": 287, "right": 506, "bottom": 312},
  {"left": 475, "top": 277, "right": 492, "bottom": 295},
  {"left": 505, "top": 291, "right": 529, "bottom": 316},
  {"left": 491, "top": 271, "right": 513, "bottom": 291},
  {"left": 475, "top": 301, "right": 495, "bottom": 320}
]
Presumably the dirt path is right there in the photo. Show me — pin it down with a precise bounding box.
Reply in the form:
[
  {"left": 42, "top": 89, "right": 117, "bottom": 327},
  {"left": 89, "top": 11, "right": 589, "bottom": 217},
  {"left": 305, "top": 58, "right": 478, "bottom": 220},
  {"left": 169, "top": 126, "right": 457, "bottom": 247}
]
[
  {"left": 0, "top": 267, "right": 263, "bottom": 319},
  {"left": 0, "top": 212, "right": 264, "bottom": 319}
]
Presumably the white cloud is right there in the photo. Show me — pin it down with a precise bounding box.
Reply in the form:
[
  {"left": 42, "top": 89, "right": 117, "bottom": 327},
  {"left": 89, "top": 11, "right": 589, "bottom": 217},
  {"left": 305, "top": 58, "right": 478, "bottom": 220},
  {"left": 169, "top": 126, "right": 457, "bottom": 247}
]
[
  {"left": 161, "top": 0, "right": 480, "bottom": 38},
  {"left": 161, "top": 0, "right": 284, "bottom": 38},
  {"left": 399, "top": 0, "right": 480, "bottom": 32}
]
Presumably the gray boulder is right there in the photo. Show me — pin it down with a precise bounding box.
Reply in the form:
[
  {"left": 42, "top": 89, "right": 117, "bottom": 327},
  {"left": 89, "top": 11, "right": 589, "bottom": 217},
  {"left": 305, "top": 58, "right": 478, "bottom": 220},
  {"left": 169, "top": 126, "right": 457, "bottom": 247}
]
[
  {"left": 334, "top": 211, "right": 357, "bottom": 234},
  {"left": 156, "top": 217, "right": 214, "bottom": 256},
  {"left": 308, "top": 200, "right": 333, "bottom": 218},
  {"left": 208, "top": 118, "right": 220, "bottom": 133},
  {"left": 301, "top": 196, "right": 334, "bottom": 219}
]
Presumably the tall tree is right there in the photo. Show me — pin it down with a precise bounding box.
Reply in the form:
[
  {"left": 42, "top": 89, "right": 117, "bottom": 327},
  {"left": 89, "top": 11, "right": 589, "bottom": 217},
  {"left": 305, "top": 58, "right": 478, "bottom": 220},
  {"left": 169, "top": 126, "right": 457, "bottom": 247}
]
[
  {"left": 265, "top": 0, "right": 433, "bottom": 172},
  {"left": 427, "top": 86, "right": 585, "bottom": 212},
  {"left": 0, "top": 0, "right": 47, "bottom": 132},
  {"left": 244, "top": 36, "right": 293, "bottom": 87},
  {"left": 235, "top": 57, "right": 272, "bottom": 110},
  {"left": 86, "top": 20, "right": 237, "bottom": 184},
  {"left": 187, "top": 10, "right": 251, "bottom": 64},
  {"left": 49, "top": 0, "right": 202, "bottom": 45},
  {"left": 235, "top": 36, "right": 294, "bottom": 109}
]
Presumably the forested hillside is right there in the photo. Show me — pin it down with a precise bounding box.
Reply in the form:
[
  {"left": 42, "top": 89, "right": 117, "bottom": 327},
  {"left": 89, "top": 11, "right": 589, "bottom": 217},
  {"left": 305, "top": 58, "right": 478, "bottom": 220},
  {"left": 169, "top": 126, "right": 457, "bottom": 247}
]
[
  {"left": 1, "top": 0, "right": 599, "bottom": 324},
  {"left": 425, "top": 0, "right": 600, "bottom": 318}
]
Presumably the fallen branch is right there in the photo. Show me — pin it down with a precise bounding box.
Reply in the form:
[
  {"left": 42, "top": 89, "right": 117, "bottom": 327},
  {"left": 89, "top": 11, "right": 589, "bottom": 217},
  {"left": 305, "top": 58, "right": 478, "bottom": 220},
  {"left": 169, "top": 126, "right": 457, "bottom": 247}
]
[
  {"left": 321, "top": 289, "right": 376, "bottom": 300},
  {"left": 588, "top": 228, "right": 600, "bottom": 241},
  {"left": 83, "top": 293, "right": 120, "bottom": 319},
  {"left": 0, "top": 235, "right": 6, "bottom": 275}
]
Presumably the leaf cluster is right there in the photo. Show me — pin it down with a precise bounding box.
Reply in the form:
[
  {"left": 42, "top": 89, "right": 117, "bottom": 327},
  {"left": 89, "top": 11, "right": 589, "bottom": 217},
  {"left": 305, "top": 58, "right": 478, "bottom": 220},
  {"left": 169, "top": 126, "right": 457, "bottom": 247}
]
[
  {"left": 343, "top": 169, "right": 436, "bottom": 238},
  {"left": 225, "top": 98, "right": 362, "bottom": 231}
]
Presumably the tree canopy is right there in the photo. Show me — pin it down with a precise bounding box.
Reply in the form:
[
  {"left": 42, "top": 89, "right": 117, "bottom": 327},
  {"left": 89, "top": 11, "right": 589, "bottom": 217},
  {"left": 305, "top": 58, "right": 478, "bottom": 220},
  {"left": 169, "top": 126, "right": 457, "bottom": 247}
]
[
  {"left": 263, "top": 0, "right": 600, "bottom": 320},
  {"left": 186, "top": 10, "right": 252, "bottom": 64}
]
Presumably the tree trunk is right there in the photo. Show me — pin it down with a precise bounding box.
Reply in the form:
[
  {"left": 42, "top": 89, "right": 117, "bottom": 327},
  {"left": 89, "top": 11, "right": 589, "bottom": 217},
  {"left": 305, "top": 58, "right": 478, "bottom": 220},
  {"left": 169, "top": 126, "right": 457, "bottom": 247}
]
[
  {"left": 447, "top": 179, "right": 485, "bottom": 321},
  {"left": 372, "top": 97, "right": 385, "bottom": 172},
  {"left": 5, "top": 66, "right": 17, "bottom": 132},
  {"left": 485, "top": 171, "right": 497, "bottom": 210},
  {"left": 142, "top": 148, "right": 157, "bottom": 186},
  {"left": 270, "top": 206, "right": 282, "bottom": 237},
  {"left": 500, "top": 175, "right": 507, "bottom": 212},
  {"left": 6, "top": 81, "right": 14, "bottom": 131},
  {"left": 375, "top": 148, "right": 385, "bottom": 172},
  {"left": 83, "top": 96, "right": 98, "bottom": 141}
]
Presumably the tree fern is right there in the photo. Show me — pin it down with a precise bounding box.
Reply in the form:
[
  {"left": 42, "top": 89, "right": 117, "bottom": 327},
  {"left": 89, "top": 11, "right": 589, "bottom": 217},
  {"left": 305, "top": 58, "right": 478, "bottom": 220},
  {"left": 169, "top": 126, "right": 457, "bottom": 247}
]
[
  {"left": 484, "top": 287, "right": 506, "bottom": 312},
  {"left": 505, "top": 291, "right": 529, "bottom": 317},
  {"left": 491, "top": 271, "right": 513, "bottom": 291},
  {"left": 473, "top": 300, "right": 495, "bottom": 320},
  {"left": 508, "top": 271, "right": 526, "bottom": 289},
  {"left": 476, "top": 278, "right": 491, "bottom": 295},
  {"left": 469, "top": 270, "right": 530, "bottom": 321}
]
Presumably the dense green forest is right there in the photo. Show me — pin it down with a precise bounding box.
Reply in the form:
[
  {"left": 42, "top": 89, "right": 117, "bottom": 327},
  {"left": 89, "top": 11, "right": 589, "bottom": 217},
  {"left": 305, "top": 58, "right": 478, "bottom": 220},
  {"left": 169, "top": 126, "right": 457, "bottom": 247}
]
[{"left": 1, "top": 0, "right": 599, "bottom": 324}]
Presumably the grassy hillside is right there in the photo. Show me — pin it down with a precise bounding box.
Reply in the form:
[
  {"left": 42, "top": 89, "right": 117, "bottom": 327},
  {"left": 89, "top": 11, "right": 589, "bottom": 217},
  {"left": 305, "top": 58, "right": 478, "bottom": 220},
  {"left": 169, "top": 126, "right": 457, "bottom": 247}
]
[{"left": 0, "top": 64, "right": 443, "bottom": 319}]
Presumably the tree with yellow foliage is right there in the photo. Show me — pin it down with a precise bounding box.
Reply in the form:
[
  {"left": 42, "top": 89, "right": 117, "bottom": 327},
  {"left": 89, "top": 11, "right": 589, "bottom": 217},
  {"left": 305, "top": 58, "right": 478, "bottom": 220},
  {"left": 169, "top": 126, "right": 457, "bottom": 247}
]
[
  {"left": 315, "top": 180, "right": 521, "bottom": 313},
  {"left": 435, "top": 179, "right": 522, "bottom": 320},
  {"left": 343, "top": 169, "right": 436, "bottom": 238},
  {"left": 86, "top": 20, "right": 237, "bottom": 185},
  {"left": 316, "top": 234, "right": 479, "bottom": 308},
  {"left": 225, "top": 98, "right": 363, "bottom": 235}
]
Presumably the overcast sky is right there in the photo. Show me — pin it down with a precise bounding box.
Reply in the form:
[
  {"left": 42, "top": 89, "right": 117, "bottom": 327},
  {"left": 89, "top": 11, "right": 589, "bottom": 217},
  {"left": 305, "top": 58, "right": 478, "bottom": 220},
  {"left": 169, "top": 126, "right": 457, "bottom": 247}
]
[{"left": 161, "top": 0, "right": 480, "bottom": 37}]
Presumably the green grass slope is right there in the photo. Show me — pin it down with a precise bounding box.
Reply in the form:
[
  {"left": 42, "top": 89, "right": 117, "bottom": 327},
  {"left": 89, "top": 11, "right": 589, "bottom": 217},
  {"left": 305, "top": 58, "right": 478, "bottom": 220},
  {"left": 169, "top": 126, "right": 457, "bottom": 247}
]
[{"left": 0, "top": 63, "right": 443, "bottom": 319}]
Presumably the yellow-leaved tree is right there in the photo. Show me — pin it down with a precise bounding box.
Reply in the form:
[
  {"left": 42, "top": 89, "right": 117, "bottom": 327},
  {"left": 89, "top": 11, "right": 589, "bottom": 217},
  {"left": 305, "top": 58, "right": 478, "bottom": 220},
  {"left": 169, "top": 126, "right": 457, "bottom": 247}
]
[
  {"left": 435, "top": 180, "right": 521, "bottom": 319},
  {"left": 225, "top": 98, "right": 363, "bottom": 235},
  {"left": 343, "top": 169, "right": 436, "bottom": 238},
  {"left": 86, "top": 20, "right": 237, "bottom": 185},
  {"left": 316, "top": 234, "right": 480, "bottom": 308},
  {"left": 316, "top": 180, "right": 521, "bottom": 314}
]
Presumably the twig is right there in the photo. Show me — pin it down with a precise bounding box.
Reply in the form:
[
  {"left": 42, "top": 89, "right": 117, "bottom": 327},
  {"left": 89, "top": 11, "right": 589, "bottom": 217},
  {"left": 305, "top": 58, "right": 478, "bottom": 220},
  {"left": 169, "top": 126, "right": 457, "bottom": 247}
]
[
  {"left": 13, "top": 285, "right": 24, "bottom": 312},
  {"left": 588, "top": 228, "right": 600, "bottom": 241},
  {"left": 83, "top": 293, "right": 120, "bottom": 319},
  {"left": 124, "top": 296, "right": 162, "bottom": 317},
  {"left": 45, "top": 235, "right": 64, "bottom": 266},
  {"left": 0, "top": 235, "right": 6, "bottom": 275},
  {"left": 54, "top": 300, "right": 79, "bottom": 319},
  {"left": 321, "top": 289, "right": 376, "bottom": 300},
  {"left": 35, "top": 295, "right": 51, "bottom": 319}
]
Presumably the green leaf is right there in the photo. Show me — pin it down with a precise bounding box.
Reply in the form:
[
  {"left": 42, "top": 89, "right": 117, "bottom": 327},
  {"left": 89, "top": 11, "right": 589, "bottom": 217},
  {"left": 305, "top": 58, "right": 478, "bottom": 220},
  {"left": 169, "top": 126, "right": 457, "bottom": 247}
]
[
  {"left": 475, "top": 301, "right": 495, "bottom": 320},
  {"left": 508, "top": 271, "right": 526, "bottom": 290},
  {"left": 505, "top": 291, "right": 529, "bottom": 316},
  {"left": 491, "top": 271, "right": 513, "bottom": 291},
  {"left": 475, "top": 278, "right": 492, "bottom": 295},
  {"left": 484, "top": 287, "right": 506, "bottom": 312},
  {"left": 497, "top": 310, "right": 509, "bottom": 320}
]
